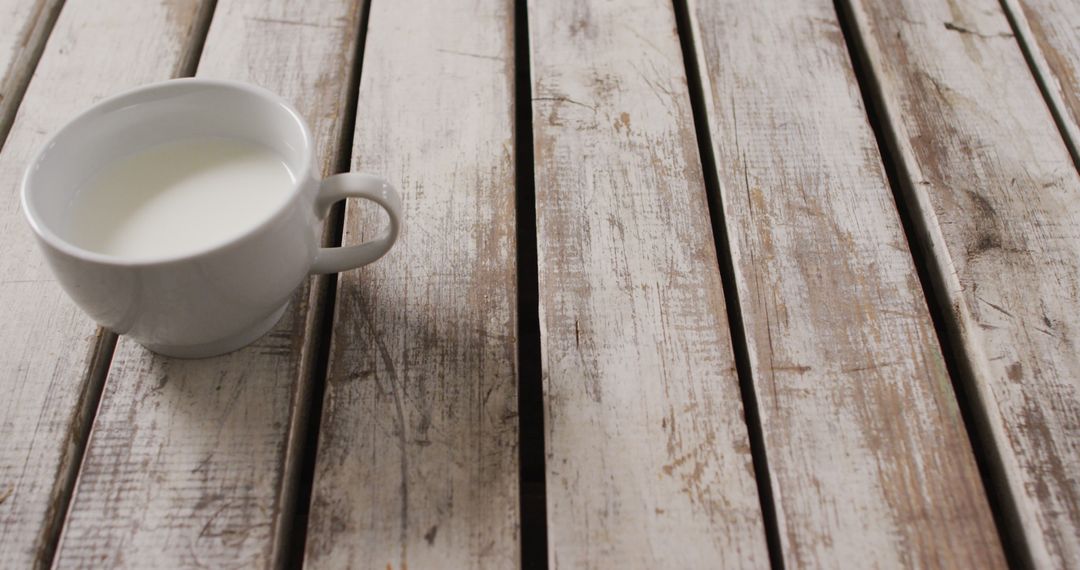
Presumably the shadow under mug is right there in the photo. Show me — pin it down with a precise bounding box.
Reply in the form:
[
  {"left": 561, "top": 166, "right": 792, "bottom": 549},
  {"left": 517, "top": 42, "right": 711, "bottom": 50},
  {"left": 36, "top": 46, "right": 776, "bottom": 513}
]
[{"left": 21, "top": 79, "right": 402, "bottom": 358}]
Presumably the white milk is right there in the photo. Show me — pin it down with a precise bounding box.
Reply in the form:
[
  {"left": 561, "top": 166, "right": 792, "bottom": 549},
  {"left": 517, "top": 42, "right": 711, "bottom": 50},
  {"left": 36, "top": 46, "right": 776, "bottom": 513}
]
[{"left": 68, "top": 137, "right": 295, "bottom": 260}]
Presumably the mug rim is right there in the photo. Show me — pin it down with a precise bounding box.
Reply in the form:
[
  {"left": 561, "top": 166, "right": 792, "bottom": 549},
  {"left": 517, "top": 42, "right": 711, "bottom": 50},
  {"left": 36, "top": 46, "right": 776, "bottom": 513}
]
[{"left": 20, "top": 78, "right": 315, "bottom": 268}]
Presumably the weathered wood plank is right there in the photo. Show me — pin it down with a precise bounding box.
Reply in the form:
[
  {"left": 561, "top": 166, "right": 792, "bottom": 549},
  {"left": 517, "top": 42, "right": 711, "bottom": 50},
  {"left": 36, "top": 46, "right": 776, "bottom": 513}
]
[
  {"left": 0, "top": 1, "right": 209, "bottom": 567},
  {"left": 1002, "top": 0, "right": 1080, "bottom": 163},
  {"left": 527, "top": 1, "right": 768, "bottom": 567},
  {"left": 684, "top": 0, "right": 1006, "bottom": 567},
  {"left": 844, "top": 0, "right": 1080, "bottom": 566},
  {"left": 50, "top": 1, "right": 365, "bottom": 567},
  {"left": 0, "top": 0, "right": 63, "bottom": 146},
  {"left": 304, "top": 0, "right": 520, "bottom": 567}
]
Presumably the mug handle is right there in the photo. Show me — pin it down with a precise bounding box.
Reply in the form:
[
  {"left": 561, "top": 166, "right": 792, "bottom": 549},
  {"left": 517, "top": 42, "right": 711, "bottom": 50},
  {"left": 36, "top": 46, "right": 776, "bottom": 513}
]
[{"left": 310, "top": 173, "right": 403, "bottom": 275}]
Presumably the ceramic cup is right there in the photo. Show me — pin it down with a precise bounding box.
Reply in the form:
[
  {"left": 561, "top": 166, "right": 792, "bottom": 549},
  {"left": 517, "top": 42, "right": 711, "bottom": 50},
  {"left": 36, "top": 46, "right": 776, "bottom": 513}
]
[{"left": 21, "top": 79, "right": 402, "bottom": 358}]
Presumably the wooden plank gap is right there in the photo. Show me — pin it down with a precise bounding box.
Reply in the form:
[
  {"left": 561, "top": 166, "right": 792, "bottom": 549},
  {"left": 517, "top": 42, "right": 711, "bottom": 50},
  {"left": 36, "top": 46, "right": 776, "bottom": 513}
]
[
  {"left": 35, "top": 330, "right": 115, "bottom": 570},
  {"left": 671, "top": 1, "right": 784, "bottom": 568},
  {"left": 513, "top": 1, "right": 548, "bottom": 569},
  {"left": 0, "top": 0, "right": 65, "bottom": 150},
  {"left": 528, "top": 0, "right": 769, "bottom": 565},
  {"left": 281, "top": 0, "right": 374, "bottom": 567},
  {"left": 997, "top": 0, "right": 1080, "bottom": 172},
  {"left": 175, "top": 0, "right": 219, "bottom": 78},
  {"left": 833, "top": 0, "right": 1043, "bottom": 566},
  {"left": 833, "top": 1, "right": 1030, "bottom": 567},
  {"left": 685, "top": 0, "right": 1003, "bottom": 564},
  {"left": 304, "top": 1, "right": 521, "bottom": 566}
]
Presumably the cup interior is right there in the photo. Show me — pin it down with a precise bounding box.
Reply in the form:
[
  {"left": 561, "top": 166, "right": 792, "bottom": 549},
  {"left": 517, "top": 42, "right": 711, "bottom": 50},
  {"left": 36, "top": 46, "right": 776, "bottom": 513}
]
[{"left": 23, "top": 80, "right": 311, "bottom": 261}]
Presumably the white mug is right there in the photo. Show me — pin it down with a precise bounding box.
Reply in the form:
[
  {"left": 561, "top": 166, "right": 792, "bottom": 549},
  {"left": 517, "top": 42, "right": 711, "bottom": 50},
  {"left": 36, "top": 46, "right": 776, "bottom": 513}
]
[{"left": 21, "top": 79, "right": 402, "bottom": 358}]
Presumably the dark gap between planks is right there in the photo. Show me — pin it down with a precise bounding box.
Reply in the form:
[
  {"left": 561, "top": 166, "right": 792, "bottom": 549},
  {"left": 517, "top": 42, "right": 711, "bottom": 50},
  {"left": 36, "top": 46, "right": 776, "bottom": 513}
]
[
  {"left": 283, "top": 0, "right": 374, "bottom": 567},
  {"left": 0, "top": 0, "right": 66, "bottom": 151},
  {"left": 514, "top": 1, "right": 550, "bottom": 569},
  {"left": 670, "top": 1, "right": 785, "bottom": 568},
  {"left": 37, "top": 330, "right": 115, "bottom": 569},
  {"left": 996, "top": 0, "right": 1080, "bottom": 172},
  {"left": 37, "top": 1, "right": 220, "bottom": 567},
  {"left": 832, "top": 0, "right": 1032, "bottom": 568}
]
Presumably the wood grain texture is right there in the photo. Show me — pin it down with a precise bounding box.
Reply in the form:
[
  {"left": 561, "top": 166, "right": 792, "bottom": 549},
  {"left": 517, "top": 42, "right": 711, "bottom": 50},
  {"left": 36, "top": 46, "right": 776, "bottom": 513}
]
[
  {"left": 302, "top": 1, "right": 520, "bottom": 570},
  {"left": 304, "top": 0, "right": 520, "bottom": 568},
  {"left": 0, "top": 1, "right": 209, "bottom": 567},
  {"left": 844, "top": 0, "right": 1080, "bottom": 566},
  {"left": 685, "top": 0, "right": 1006, "bottom": 567},
  {"left": 0, "top": 0, "right": 63, "bottom": 147},
  {"left": 50, "top": 1, "right": 365, "bottom": 567},
  {"left": 1002, "top": 0, "right": 1080, "bottom": 164},
  {"left": 527, "top": 1, "right": 768, "bottom": 567}
]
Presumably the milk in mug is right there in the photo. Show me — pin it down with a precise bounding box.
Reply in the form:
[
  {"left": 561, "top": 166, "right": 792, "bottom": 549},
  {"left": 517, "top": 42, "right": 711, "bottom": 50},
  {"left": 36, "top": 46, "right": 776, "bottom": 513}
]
[{"left": 67, "top": 137, "right": 295, "bottom": 260}]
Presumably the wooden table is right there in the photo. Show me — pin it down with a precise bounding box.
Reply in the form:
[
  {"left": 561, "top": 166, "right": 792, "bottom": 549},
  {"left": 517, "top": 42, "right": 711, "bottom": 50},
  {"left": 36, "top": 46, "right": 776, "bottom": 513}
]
[{"left": 1, "top": 0, "right": 1078, "bottom": 568}]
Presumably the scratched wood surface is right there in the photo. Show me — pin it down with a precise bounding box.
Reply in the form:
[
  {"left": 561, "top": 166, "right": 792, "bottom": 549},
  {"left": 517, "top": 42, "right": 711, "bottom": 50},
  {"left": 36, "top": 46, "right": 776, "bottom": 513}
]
[
  {"left": 527, "top": 0, "right": 769, "bottom": 567},
  {"left": 7, "top": 0, "right": 1080, "bottom": 566},
  {"left": 50, "top": 0, "right": 365, "bottom": 567},
  {"left": 304, "top": 0, "right": 520, "bottom": 568},
  {"left": 0, "top": 1, "right": 210, "bottom": 567},
  {"left": 1002, "top": 0, "right": 1080, "bottom": 163},
  {"left": 844, "top": 0, "right": 1080, "bottom": 566},
  {"left": 0, "top": 0, "right": 63, "bottom": 146},
  {"left": 684, "top": 0, "right": 1006, "bottom": 566}
]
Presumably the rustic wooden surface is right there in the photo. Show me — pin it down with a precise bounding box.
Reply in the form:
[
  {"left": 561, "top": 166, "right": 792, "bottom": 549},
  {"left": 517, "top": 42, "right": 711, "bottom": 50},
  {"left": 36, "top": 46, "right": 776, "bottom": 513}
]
[
  {"left": 1002, "top": 0, "right": 1080, "bottom": 163},
  {"left": 304, "top": 0, "right": 521, "bottom": 568},
  {"left": 3, "top": 0, "right": 1080, "bottom": 567},
  {"left": 527, "top": 0, "right": 769, "bottom": 567},
  {"left": 51, "top": 0, "right": 365, "bottom": 567},
  {"left": 0, "top": 0, "right": 63, "bottom": 146},
  {"left": 0, "top": 1, "right": 210, "bottom": 567},
  {"left": 844, "top": 0, "right": 1080, "bottom": 566},
  {"left": 685, "top": 0, "right": 1006, "bottom": 567}
]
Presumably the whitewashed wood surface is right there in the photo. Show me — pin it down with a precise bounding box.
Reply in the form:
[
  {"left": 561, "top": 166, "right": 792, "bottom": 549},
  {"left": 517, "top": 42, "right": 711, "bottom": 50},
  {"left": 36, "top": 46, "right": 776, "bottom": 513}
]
[
  {"left": 0, "top": 1, "right": 210, "bottom": 568},
  {"left": 527, "top": 0, "right": 769, "bottom": 567},
  {"left": 304, "top": 0, "right": 521, "bottom": 568},
  {"left": 0, "top": 0, "right": 63, "bottom": 146},
  {"left": 4, "top": 0, "right": 1080, "bottom": 566},
  {"left": 686, "top": 0, "right": 1007, "bottom": 566},
  {"left": 845, "top": 0, "right": 1080, "bottom": 566},
  {"left": 1002, "top": 0, "right": 1080, "bottom": 164},
  {"left": 51, "top": 0, "right": 365, "bottom": 567}
]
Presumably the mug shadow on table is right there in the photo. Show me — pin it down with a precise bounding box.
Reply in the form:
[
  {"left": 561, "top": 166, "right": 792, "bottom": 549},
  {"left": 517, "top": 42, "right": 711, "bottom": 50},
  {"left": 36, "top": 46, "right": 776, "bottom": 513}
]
[{"left": 102, "top": 269, "right": 521, "bottom": 560}]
